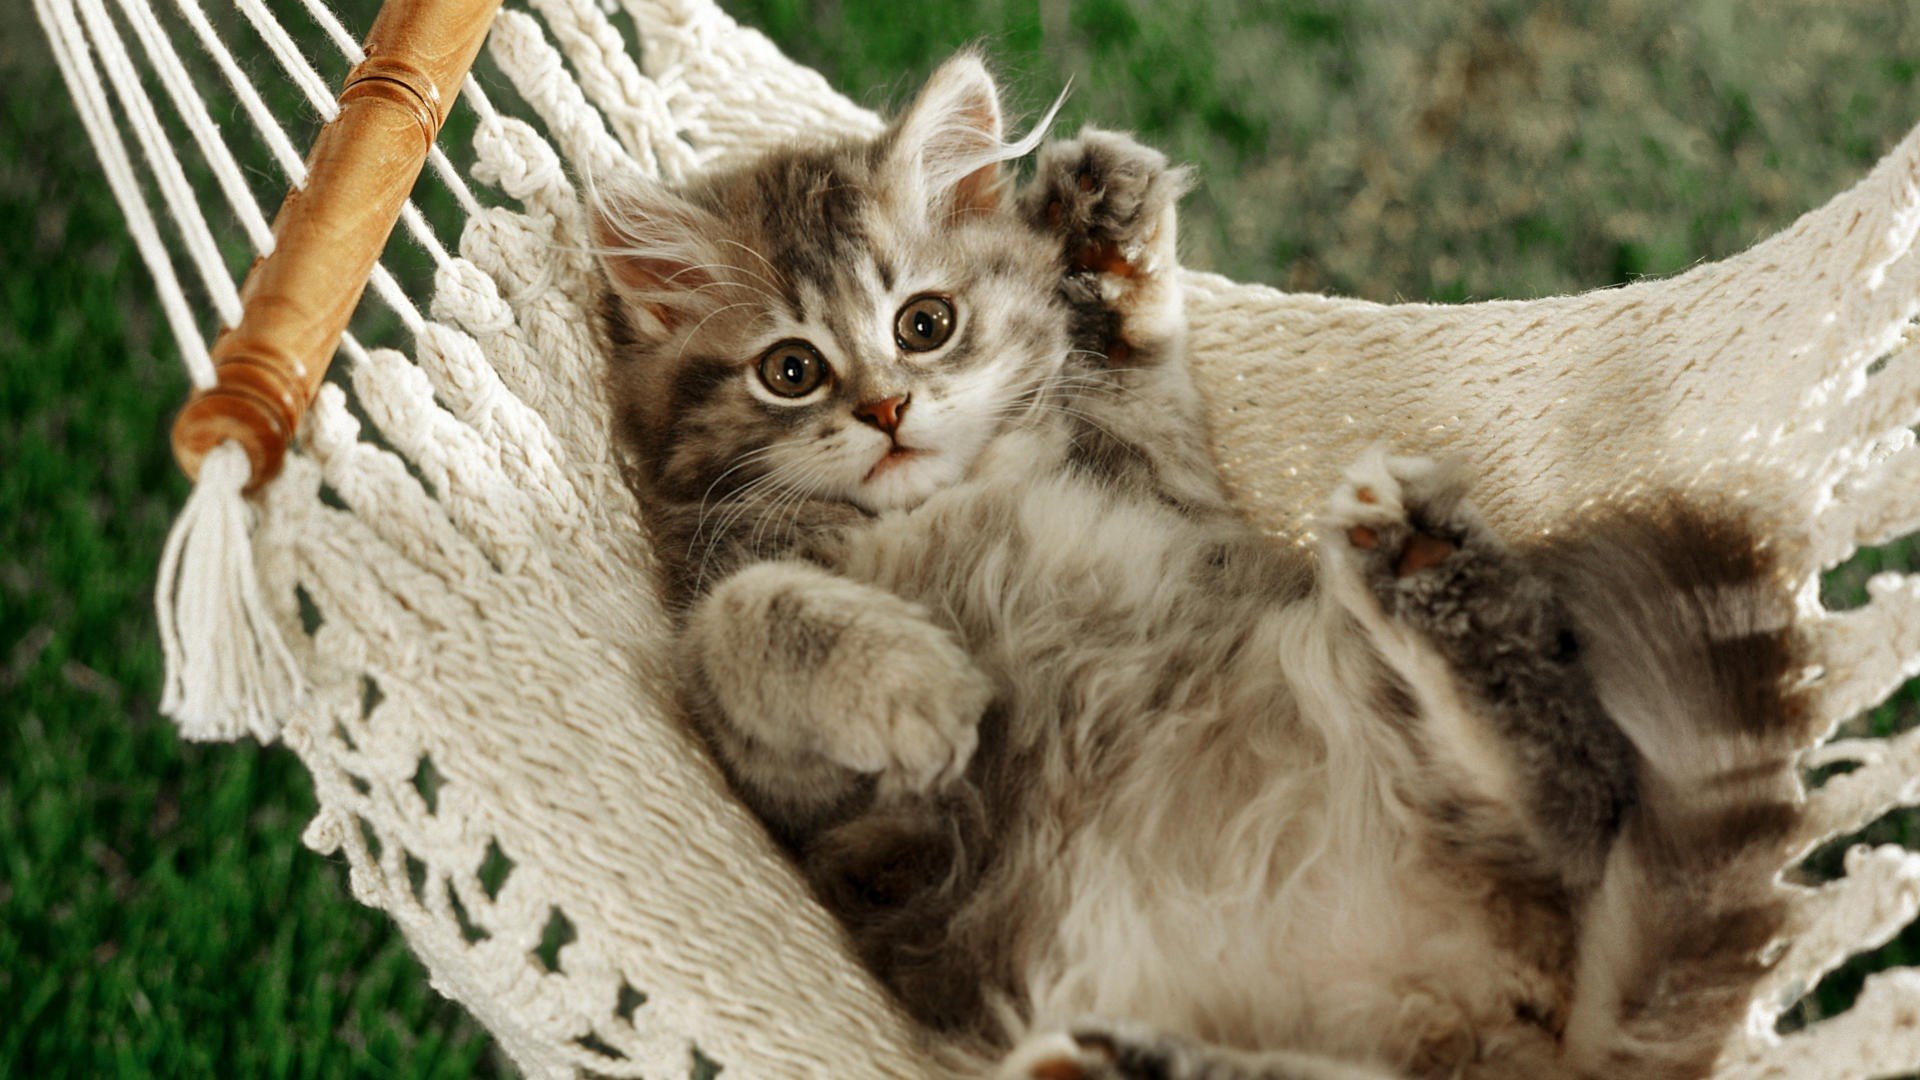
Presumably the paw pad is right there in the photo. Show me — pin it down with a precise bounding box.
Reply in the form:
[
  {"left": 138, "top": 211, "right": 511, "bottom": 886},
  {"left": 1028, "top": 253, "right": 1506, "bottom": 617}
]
[
  {"left": 1397, "top": 532, "right": 1457, "bottom": 576},
  {"left": 1329, "top": 453, "right": 1470, "bottom": 579},
  {"left": 1073, "top": 240, "right": 1136, "bottom": 277},
  {"left": 1345, "top": 522, "right": 1456, "bottom": 577}
]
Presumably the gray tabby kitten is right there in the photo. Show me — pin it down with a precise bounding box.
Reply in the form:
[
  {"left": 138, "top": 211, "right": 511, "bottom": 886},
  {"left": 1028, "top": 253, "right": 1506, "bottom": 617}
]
[{"left": 593, "top": 54, "right": 1811, "bottom": 1080}]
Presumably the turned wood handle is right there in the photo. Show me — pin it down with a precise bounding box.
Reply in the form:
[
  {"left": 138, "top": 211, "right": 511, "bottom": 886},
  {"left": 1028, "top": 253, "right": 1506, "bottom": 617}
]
[{"left": 170, "top": 0, "right": 501, "bottom": 490}]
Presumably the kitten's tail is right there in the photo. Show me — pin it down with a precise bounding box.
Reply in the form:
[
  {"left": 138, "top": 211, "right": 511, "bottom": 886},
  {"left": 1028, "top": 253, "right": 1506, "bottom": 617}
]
[{"left": 1542, "top": 503, "right": 1813, "bottom": 1079}]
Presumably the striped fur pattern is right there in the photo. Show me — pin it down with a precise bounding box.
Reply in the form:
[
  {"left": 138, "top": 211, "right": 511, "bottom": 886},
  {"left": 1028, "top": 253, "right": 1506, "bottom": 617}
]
[{"left": 592, "top": 53, "right": 1809, "bottom": 1080}]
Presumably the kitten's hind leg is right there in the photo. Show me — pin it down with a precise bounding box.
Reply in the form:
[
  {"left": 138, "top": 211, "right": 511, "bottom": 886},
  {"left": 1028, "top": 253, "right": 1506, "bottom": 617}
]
[
  {"left": 1006, "top": 1022, "right": 1400, "bottom": 1080},
  {"left": 1317, "top": 450, "right": 1636, "bottom": 890},
  {"left": 1022, "top": 128, "right": 1192, "bottom": 364}
]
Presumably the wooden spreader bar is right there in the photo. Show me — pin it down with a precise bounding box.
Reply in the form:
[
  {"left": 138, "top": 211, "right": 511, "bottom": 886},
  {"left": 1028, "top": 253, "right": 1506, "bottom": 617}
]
[{"left": 170, "top": 0, "right": 501, "bottom": 490}]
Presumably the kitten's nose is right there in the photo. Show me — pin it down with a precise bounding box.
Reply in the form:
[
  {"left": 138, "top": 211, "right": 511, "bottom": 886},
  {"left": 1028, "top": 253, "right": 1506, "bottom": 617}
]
[{"left": 853, "top": 394, "right": 910, "bottom": 437}]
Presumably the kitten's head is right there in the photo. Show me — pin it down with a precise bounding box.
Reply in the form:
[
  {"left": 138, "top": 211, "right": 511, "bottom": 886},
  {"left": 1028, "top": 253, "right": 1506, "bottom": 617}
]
[{"left": 593, "top": 53, "right": 1067, "bottom": 513}]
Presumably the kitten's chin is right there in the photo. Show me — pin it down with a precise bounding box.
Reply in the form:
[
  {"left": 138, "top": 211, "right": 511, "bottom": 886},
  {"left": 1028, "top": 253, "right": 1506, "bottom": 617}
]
[{"left": 851, "top": 450, "right": 966, "bottom": 512}]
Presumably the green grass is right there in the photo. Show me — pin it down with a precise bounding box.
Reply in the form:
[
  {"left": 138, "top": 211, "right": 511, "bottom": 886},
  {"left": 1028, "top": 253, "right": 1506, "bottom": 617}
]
[
  {"left": 3, "top": 0, "right": 1918, "bottom": 1074},
  {"left": 1, "top": 2, "right": 493, "bottom": 1073}
]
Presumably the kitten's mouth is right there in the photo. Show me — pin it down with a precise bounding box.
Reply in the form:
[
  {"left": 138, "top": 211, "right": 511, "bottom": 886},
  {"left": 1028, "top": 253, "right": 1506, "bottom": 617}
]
[{"left": 863, "top": 445, "right": 924, "bottom": 482}]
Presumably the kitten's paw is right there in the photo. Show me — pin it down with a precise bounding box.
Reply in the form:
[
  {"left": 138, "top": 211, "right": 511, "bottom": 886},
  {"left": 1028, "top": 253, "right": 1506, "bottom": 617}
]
[
  {"left": 1011, "top": 1021, "right": 1261, "bottom": 1080},
  {"left": 1060, "top": 1021, "right": 1197, "bottom": 1080},
  {"left": 1024, "top": 129, "right": 1191, "bottom": 362},
  {"left": 1029, "top": 129, "right": 1190, "bottom": 277},
  {"left": 1321, "top": 448, "right": 1479, "bottom": 590},
  {"left": 691, "top": 563, "right": 991, "bottom": 795},
  {"left": 1005, "top": 1023, "right": 1177, "bottom": 1080},
  {"left": 826, "top": 620, "right": 993, "bottom": 796}
]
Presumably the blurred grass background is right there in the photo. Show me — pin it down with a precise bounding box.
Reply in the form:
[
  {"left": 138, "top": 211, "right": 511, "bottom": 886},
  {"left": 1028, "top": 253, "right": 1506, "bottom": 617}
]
[{"left": 4, "top": 0, "right": 1919, "bottom": 1074}]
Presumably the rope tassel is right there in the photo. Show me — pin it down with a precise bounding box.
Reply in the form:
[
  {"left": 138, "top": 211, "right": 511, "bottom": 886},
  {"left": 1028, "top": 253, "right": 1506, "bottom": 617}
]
[{"left": 155, "top": 439, "right": 302, "bottom": 741}]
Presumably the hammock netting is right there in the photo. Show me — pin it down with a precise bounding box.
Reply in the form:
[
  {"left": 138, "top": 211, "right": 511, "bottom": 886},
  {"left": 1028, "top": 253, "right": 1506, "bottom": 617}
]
[{"left": 35, "top": 0, "right": 1920, "bottom": 1074}]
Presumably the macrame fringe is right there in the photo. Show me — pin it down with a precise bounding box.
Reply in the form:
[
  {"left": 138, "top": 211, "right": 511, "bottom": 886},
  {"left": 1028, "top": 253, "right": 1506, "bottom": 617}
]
[{"left": 155, "top": 439, "right": 302, "bottom": 741}]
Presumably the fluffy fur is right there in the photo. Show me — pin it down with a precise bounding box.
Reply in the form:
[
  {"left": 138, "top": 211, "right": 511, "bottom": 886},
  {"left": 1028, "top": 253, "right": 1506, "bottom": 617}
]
[{"left": 592, "top": 53, "right": 1811, "bottom": 1080}]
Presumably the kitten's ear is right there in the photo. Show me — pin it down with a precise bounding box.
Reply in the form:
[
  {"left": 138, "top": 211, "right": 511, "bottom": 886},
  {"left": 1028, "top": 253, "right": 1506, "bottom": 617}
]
[
  {"left": 888, "top": 51, "right": 1012, "bottom": 218},
  {"left": 588, "top": 177, "right": 721, "bottom": 329}
]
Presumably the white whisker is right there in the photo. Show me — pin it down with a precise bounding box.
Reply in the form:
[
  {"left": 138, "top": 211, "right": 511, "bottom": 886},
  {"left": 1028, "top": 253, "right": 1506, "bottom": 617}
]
[
  {"left": 715, "top": 238, "right": 790, "bottom": 290},
  {"left": 674, "top": 301, "right": 758, "bottom": 366}
]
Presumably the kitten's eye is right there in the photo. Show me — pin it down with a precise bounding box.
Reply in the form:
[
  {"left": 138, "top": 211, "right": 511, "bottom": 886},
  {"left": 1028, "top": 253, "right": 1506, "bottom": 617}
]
[
  {"left": 895, "top": 295, "right": 955, "bottom": 352},
  {"left": 757, "top": 341, "right": 830, "bottom": 398}
]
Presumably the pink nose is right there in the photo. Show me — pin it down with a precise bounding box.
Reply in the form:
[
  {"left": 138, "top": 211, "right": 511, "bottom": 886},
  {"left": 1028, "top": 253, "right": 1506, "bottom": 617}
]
[{"left": 854, "top": 394, "right": 909, "bottom": 436}]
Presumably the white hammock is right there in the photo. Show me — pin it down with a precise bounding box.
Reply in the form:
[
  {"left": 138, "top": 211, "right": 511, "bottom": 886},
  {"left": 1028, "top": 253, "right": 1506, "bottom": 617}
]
[{"left": 37, "top": 0, "right": 1920, "bottom": 1075}]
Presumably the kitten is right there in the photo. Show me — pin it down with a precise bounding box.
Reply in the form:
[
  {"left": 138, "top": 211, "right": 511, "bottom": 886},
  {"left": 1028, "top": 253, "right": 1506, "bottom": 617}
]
[{"left": 592, "top": 53, "right": 1811, "bottom": 1080}]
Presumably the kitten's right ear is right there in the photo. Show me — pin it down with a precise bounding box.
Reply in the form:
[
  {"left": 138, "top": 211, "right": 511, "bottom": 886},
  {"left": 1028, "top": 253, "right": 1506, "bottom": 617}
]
[{"left": 589, "top": 177, "right": 721, "bottom": 329}]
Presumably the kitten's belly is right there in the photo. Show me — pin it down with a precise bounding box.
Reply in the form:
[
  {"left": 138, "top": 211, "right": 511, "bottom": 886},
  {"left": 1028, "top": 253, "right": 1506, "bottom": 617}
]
[
  {"left": 1027, "top": 810, "right": 1566, "bottom": 1074},
  {"left": 845, "top": 469, "right": 1561, "bottom": 1071}
]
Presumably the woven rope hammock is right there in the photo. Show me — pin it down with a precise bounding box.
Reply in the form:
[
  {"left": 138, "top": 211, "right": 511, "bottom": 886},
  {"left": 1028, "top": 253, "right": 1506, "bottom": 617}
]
[{"left": 36, "top": 0, "right": 1920, "bottom": 1074}]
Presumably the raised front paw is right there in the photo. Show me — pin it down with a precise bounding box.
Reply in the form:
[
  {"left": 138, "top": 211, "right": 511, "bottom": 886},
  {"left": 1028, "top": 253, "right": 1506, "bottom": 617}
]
[
  {"left": 1027, "top": 128, "right": 1189, "bottom": 274},
  {"left": 689, "top": 562, "right": 992, "bottom": 797},
  {"left": 1023, "top": 129, "right": 1191, "bottom": 361},
  {"left": 1036, "top": 127, "right": 1182, "bottom": 267}
]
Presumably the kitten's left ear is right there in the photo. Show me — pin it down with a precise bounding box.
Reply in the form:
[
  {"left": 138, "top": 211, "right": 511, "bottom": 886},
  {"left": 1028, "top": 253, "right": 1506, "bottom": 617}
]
[{"left": 888, "top": 51, "right": 1011, "bottom": 218}]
